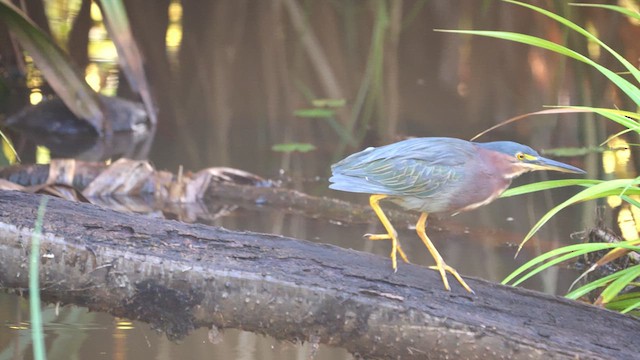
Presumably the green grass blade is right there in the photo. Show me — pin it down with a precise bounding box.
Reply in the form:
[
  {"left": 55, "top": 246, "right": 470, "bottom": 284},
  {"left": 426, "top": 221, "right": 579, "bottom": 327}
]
[
  {"left": 566, "top": 274, "right": 616, "bottom": 299},
  {"left": 506, "top": 0, "right": 640, "bottom": 85},
  {"left": 606, "top": 291, "right": 640, "bottom": 312},
  {"left": 570, "top": 3, "right": 640, "bottom": 21},
  {"left": 0, "top": 130, "right": 20, "bottom": 163},
  {"left": 621, "top": 298, "right": 640, "bottom": 314},
  {"left": 508, "top": 247, "right": 602, "bottom": 286},
  {"left": 621, "top": 195, "right": 640, "bottom": 209},
  {"left": 554, "top": 106, "right": 640, "bottom": 121},
  {"left": 566, "top": 263, "right": 640, "bottom": 299},
  {"left": 501, "top": 179, "right": 600, "bottom": 198},
  {"left": 588, "top": 108, "right": 640, "bottom": 131},
  {"left": 437, "top": 29, "right": 640, "bottom": 106},
  {"left": 30, "top": 197, "right": 49, "bottom": 360},
  {"left": 472, "top": 107, "right": 640, "bottom": 142},
  {"left": 517, "top": 179, "right": 640, "bottom": 255},
  {"left": 580, "top": 188, "right": 640, "bottom": 200},
  {"left": 605, "top": 128, "right": 636, "bottom": 144},
  {"left": 502, "top": 242, "right": 619, "bottom": 285},
  {"left": 599, "top": 264, "right": 640, "bottom": 304}
]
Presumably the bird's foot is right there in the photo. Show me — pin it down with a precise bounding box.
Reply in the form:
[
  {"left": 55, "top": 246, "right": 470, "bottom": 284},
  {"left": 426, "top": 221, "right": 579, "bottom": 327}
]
[
  {"left": 363, "top": 233, "right": 393, "bottom": 240},
  {"left": 428, "top": 262, "right": 474, "bottom": 294},
  {"left": 363, "top": 233, "right": 410, "bottom": 268}
]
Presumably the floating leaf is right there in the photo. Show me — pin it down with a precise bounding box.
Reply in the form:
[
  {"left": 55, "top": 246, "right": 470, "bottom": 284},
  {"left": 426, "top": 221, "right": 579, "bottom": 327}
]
[
  {"left": 294, "top": 108, "right": 335, "bottom": 118},
  {"left": 311, "top": 98, "right": 346, "bottom": 108},
  {"left": 271, "top": 143, "right": 316, "bottom": 153}
]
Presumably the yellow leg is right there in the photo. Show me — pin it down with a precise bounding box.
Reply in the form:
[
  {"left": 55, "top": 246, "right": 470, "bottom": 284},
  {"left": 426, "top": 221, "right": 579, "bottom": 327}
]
[
  {"left": 416, "top": 213, "right": 474, "bottom": 293},
  {"left": 365, "top": 194, "right": 410, "bottom": 271}
]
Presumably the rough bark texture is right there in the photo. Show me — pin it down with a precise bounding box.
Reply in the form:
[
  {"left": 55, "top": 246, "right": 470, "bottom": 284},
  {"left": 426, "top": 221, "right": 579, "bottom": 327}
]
[{"left": 0, "top": 190, "right": 638, "bottom": 359}]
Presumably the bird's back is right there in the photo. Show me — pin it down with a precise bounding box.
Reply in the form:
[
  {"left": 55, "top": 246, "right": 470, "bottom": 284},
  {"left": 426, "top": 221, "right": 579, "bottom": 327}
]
[{"left": 330, "top": 137, "right": 485, "bottom": 212}]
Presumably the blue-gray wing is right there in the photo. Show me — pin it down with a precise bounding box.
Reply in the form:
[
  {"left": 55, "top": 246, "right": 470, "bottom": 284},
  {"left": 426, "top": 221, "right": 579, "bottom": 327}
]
[{"left": 329, "top": 137, "right": 474, "bottom": 197}]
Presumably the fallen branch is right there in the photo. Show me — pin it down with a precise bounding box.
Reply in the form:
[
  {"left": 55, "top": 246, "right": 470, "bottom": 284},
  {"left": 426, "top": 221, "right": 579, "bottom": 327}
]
[{"left": 0, "top": 190, "right": 638, "bottom": 359}]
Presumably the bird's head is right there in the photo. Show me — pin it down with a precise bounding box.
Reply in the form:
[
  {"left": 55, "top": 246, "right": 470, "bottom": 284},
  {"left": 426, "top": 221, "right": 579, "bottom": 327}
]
[{"left": 477, "top": 141, "right": 586, "bottom": 179}]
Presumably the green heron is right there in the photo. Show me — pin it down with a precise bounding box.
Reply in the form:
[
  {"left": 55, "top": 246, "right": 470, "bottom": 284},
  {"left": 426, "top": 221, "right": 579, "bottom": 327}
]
[{"left": 329, "top": 137, "right": 585, "bottom": 292}]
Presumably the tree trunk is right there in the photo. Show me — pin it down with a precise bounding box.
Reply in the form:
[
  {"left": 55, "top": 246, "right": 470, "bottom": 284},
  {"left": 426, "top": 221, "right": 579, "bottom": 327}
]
[{"left": 0, "top": 190, "right": 637, "bottom": 359}]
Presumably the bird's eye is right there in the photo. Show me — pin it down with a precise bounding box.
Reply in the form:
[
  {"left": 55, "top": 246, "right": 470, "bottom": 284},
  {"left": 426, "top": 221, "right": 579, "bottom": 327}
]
[{"left": 516, "top": 152, "right": 526, "bottom": 161}]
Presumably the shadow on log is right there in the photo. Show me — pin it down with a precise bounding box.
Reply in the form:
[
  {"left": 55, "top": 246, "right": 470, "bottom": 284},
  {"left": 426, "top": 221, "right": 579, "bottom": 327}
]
[{"left": 0, "top": 190, "right": 638, "bottom": 359}]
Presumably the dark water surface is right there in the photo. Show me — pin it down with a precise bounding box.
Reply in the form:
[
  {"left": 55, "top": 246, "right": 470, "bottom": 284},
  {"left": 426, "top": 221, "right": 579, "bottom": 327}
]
[{"left": 2, "top": 0, "right": 634, "bottom": 359}]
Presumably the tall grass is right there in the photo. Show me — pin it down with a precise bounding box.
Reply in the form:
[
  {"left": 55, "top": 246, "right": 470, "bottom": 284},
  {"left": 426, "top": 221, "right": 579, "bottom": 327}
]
[
  {"left": 30, "top": 197, "right": 49, "bottom": 360},
  {"left": 443, "top": 0, "right": 640, "bottom": 312}
]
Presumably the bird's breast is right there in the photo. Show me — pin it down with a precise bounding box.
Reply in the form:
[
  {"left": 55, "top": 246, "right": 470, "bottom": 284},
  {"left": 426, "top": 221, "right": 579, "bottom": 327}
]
[{"left": 450, "top": 165, "right": 513, "bottom": 213}]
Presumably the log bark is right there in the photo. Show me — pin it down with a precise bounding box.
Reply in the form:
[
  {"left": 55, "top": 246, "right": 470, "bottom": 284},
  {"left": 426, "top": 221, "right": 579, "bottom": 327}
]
[{"left": 0, "top": 190, "right": 638, "bottom": 359}]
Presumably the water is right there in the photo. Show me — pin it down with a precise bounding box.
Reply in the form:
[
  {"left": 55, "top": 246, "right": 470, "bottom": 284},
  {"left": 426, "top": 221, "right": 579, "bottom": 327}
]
[{"left": 1, "top": 0, "right": 631, "bottom": 358}]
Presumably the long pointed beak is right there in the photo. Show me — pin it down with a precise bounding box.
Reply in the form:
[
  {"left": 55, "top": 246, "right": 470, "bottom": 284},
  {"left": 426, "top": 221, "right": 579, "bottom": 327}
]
[{"left": 529, "top": 157, "right": 586, "bottom": 174}]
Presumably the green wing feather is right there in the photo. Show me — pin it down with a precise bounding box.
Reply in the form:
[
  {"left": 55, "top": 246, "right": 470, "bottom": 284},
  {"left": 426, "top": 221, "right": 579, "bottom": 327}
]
[{"left": 330, "top": 137, "right": 472, "bottom": 197}]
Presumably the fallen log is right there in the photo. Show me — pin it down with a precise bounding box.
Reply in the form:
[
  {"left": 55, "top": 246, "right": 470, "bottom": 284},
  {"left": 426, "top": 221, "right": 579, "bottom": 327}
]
[{"left": 0, "top": 190, "right": 638, "bottom": 359}]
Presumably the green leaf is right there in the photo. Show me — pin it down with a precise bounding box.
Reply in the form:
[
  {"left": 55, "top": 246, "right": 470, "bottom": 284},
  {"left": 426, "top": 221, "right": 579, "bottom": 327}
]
[
  {"left": 271, "top": 143, "right": 316, "bottom": 153},
  {"left": 620, "top": 298, "right": 640, "bottom": 314},
  {"left": 516, "top": 179, "right": 640, "bottom": 255},
  {"left": 600, "top": 264, "right": 640, "bottom": 304},
  {"left": 587, "top": 108, "right": 640, "bottom": 132},
  {"left": 539, "top": 106, "right": 640, "bottom": 136},
  {"left": 294, "top": 108, "right": 335, "bottom": 118},
  {"left": 311, "top": 98, "right": 346, "bottom": 108},
  {"left": 556, "top": 107, "right": 640, "bottom": 121},
  {"left": 0, "top": 130, "right": 19, "bottom": 164},
  {"left": 503, "top": 242, "right": 623, "bottom": 286},
  {"left": 501, "top": 179, "right": 600, "bottom": 198},
  {"left": 471, "top": 107, "right": 639, "bottom": 142},
  {"left": 0, "top": 0, "right": 105, "bottom": 134},
  {"left": 503, "top": 180, "right": 640, "bottom": 200},
  {"left": 606, "top": 291, "right": 640, "bottom": 312},
  {"left": 437, "top": 29, "right": 640, "bottom": 107},
  {"left": 506, "top": 0, "right": 640, "bottom": 87},
  {"left": 570, "top": 3, "right": 640, "bottom": 22},
  {"left": 621, "top": 195, "right": 640, "bottom": 209},
  {"left": 566, "top": 271, "right": 619, "bottom": 299},
  {"left": 503, "top": 242, "right": 640, "bottom": 287},
  {"left": 567, "top": 261, "right": 640, "bottom": 299}
]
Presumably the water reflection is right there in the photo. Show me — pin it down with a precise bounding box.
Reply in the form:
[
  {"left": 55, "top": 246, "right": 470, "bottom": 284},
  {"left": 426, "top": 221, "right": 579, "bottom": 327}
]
[{"left": 0, "top": 293, "right": 352, "bottom": 360}]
